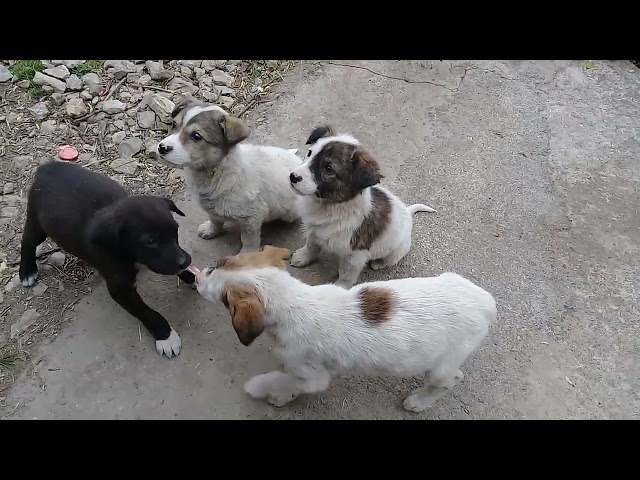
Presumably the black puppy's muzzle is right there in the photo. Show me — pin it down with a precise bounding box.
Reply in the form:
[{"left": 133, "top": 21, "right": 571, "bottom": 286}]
[{"left": 178, "top": 251, "right": 192, "bottom": 270}]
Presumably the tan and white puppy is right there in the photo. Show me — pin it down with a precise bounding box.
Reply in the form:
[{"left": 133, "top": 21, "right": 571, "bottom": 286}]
[
  {"left": 288, "top": 125, "right": 436, "bottom": 288},
  {"left": 195, "top": 246, "right": 496, "bottom": 412},
  {"left": 156, "top": 98, "right": 302, "bottom": 253}
]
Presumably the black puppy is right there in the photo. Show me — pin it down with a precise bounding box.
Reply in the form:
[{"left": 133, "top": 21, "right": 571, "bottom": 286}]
[{"left": 19, "top": 160, "right": 196, "bottom": 358}]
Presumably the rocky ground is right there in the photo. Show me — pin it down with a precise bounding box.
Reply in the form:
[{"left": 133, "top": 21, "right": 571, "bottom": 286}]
[{"left": 0, "top": 59, "right": 294, "bottom": 402}]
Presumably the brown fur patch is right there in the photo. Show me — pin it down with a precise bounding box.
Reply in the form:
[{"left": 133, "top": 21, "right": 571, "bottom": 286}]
[
  {"left": 223, "top": 284, "right": 265, "bottom": 346},
  {"left": 310, "top": 142, "right": 382, "bottom": 203},
  {"left": 350, "top": 187, "right": 392, "bottom": 250},
  {"left": 358, "top": 286, "right": 397, "bottom": 326},
  {"left": 218, "top": 245, "right": 292, "bottom": 270}
]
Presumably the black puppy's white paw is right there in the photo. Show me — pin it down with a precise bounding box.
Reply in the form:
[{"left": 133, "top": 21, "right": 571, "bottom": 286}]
[
  {"left": 21, "top": 270, "right": 39, "bottom": 287},
  {"left": 156, "top": 329, "right": 181, "bottom": 358}
]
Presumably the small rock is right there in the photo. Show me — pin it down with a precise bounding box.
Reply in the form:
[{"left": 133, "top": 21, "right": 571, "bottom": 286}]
[
  {"left": 112, "top": 131, "right": 127, "bottom": 144},
  {"left": 65, "top": 74, "right": 83, "bottom": 91},
  {"left": 3, "top": 182, "right": 15, "bottom": 195},
  {"left": 177, "top": 60, "right": 201, "bottom": 69},
  {"left": 92, "top": 96, "right": 100, "bottom": 105},
  {"left": 180, "top": 66, "right": 193, "bottom": 78},
  {"left": 80, "top": 89, "right": 93, "bottom": 100},
  {"left": 81, "top": 72, "right": 102, "bottom": 96},
  {"left": 219, "top": 96, "right": 234, "bottom": 109},
  {"left": 146, "top": 61, "right": 174, "bottom": 82},
  {"left": 118, "top": 137, "right": 144, "bottom": 157},
  {"left": 43, "top": 65, "right": 70, "bottom": 80},
  {"left": 33, "top": 282, "right": 48, "bottom": 296},
  {"left": 0, "top": 64, "right": 12, "bottom": 82},
  {"left": 138, "top": 74, "right": 152, "bottom": 86},
  {"left": 42, "top": 85, "right": 55, "bottom": 93},
  {"left": 101, "top": 99, "right": 126, "bottom": 114},
  {"left": 78, "top": 153, "right": 93, "bottom": 164},
  {"left": 29, "top": 102, "right": 50, "bottom": 121},
  {"left": 217, "top": 85, "right": 235, "bottom": 97},
  {"left": 66, "top": 98, "right": 89, "bottom": 118},
  {"left": 50, "top": 92, "right": 66, "bottom": 105},
  {"left": 5, "top": 275, "right": 20, "bottom": 293},
  {"left": 148, "top": 94, "right": 175, "bottom": 123},
  {"left": 11, "top": 309, "right": 41, "bottom": 339},
  {"left": 59, "top": 60, "right": 86, "bottom": 69},
  {"left": 113, "top": 119, "right": 126, "bottom": 130},
  {"left": 104, "top": 60, "right": 139, "bottom": 74},
  {"left": 119, "top": 91, "right": 132, "bottom": 101},
  {"left": 113, "top": 70, "right": 128, "bottom": 81},
  {"left": 1, "top": 206, "right": 18, "bottom": 219},
  {"left": 32, "top": 72, "right": 66, "bottom": 93},
  {"left": 194, "top": 67, "right": 206, "bottom": 79},
  {"left": 17, "top": 79, "right": 30, "bottom": 89},
  {"left": 137, "top": 110, "right": 156, "bottom": 129},
  {"left": 167, "top": 77, "right": 198, "bottom": 96},
  {"left": 201, "top": 60, "right": 217, "bottom": 72},
  {"left": 46, "top": 251, "right": 66, "bottom": 266},
  {"left": 198, "top": 76, "right": 214, "bottom": 89},
  {"left": 202, "top": 90, "right": 220, "bottom": 102},
  {"left": 12, "top": 155, "right": 33, "bottom": 169},
  {"left": 110, "top": 158, "right": 139, "bottom": 175},
  {"left": 41, "top": 120, "right": 57, "bottom": 135},
  {"left": 211, "top": 69, "right": 234, "bottom": 87}
]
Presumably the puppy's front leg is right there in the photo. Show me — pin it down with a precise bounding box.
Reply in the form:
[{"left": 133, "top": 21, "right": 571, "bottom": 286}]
[
  {"left": 290, "top": 236, "right": 320, "bottom": 268},
  {"left": 198, "top": 214, "right": 225, "bottom": 240},
  {"left": 244, "top": 365, "right": 330, "bottom": 407},
  {"left": 335, "top": 251, "right": 369, "bottom": 288},
  {"left": 105, "top": 277, "right": 181, "bottom": 358},
  {"left": 237, "top": 218, "right": 262, "bottom": 253}
]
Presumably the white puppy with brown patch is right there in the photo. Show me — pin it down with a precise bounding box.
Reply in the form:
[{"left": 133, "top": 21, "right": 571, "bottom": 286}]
[
  {"left": 195, "top": 246, "right": 496, "bottom": 412},
  {"left": 156, "top": 97, "right": 302, "bottom": 253},
  {"left": 288, "top": 125, "right": 436, "bottom": 288}
]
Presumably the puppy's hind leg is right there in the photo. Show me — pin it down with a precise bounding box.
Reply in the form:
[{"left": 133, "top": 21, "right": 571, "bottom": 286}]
[
  {"left": 335, "top": 250, "right": 369, "bottom": 288},
  {"left": 370, "top": 244, "right": 410, "bottom": 271},
  {"left": 402, "top": 367, "right": 464, "bottom": 413},
  {"left": 19, "top": 207, "right": 47, "bottom": 287},
  {"left": 238, "top": 218, "right": 263, "bottom": 253}
]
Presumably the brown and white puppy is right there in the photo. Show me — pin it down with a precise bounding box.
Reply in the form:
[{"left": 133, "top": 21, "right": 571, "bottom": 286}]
[
  {"left": 156, "top": 98, "right": 302, "bottom": 253},
  {"left": 288, "top": 125, "right": 436, "bottom": 288},
  {"left": 195, "top": 246, "right": 496, "bottom": 412}
]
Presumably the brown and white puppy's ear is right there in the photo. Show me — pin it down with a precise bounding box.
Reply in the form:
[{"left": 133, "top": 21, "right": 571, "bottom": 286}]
[
  {"left": 305, "top": 125, "right": 336, "bottom": 145},
  {"left": 171, "top": 96, "right": 195, "bottom": 119},
  {"left": 219, "top": 115, "right": 251, "bottom": 146},
  {"left": 222, "top": 284, "right": 265, "bottom": 346},
  {"left": 351, "top": 147, "right": 383, "bottom": 190}
]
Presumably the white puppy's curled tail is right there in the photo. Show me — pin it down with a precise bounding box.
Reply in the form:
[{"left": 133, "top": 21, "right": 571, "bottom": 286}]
[{"left": 408, "top": 203, "right": 437, "bottom": 214}]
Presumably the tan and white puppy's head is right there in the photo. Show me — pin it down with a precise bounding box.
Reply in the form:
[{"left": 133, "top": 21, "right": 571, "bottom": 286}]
[
  {"left": 289, "top": 125, "right": 383, "bottom": 202},
  {"left": 156, "top": 97, "right": 251, "bottom": 170},
  {"left": 196, "top": 245, "right": 291, "bottom": 346}
]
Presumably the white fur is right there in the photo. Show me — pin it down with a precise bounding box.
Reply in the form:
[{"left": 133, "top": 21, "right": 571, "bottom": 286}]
[
  {"left": 291, "top": 185, "right": 436, "bottom": 288},
  {"left": 21, "top": 271, "right": 39, "bottom": 287},
  {"left": 155, "top": 329, "right": 181, "bottom": 358},
  {"left": 197, "top": 265, "right": 496, "bottom": 411},
  {"left": 157, "top": 106, "right": 303, "bottom": 253}
]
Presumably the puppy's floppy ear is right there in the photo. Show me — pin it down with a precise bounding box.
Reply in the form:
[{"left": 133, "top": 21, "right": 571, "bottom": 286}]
[
  {"left": 223, "top": 285, "right": 265, "bottom": 346},
  {"left": 162, "top": 197, "right": 185, "bottom": 216},
  {"left": 219, "top": 115, "right": 251, "bottom": 146},
  {"left": 351, "top": 147, "right": 382, "bottom": 190},
  {"left": 171, "top": 96, "right": 192, "bottom": 119},
  {"left": 305, "top": 125, "right": 335, "bottom": 145}
]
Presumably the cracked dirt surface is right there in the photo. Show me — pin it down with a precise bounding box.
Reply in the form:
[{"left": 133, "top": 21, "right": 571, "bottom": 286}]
[{"left": 2, "top": 60, "right": 638, "bottom": 419}]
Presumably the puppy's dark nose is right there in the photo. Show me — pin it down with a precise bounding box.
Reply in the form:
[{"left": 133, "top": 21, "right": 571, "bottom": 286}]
[
  {"left": 158, "top": 143, "right": 173, "bottom": 155},
  {"left": 290, "top": 172, "right": 302, "bottom": 184}
]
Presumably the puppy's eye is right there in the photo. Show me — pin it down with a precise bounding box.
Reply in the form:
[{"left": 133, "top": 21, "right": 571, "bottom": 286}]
[
  {"left": 145, "top": 239, "right": 156, "bottom": 247},
  {"left": 191, "top": 132, "right": 203, "bottom": 142},
  {"left": 324, "top": 164, "right": 334, "bottom": 174}
]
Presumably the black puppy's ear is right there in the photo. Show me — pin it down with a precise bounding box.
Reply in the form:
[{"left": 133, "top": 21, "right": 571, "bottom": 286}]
[
  {"left": 219, "top": 115, "right": 251, "bottom": 146},
  {"left": 351, "top": 147, "right": 382, "bottom": 190},
  {"left": 305, "top": 125, "right": 335, "bottom": 145},
  {"left": 171, "top": 96, "right": 193, "bottom": 119},
  {"left": 163, "top": 197, "right": 185, "bottom": 217}
]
